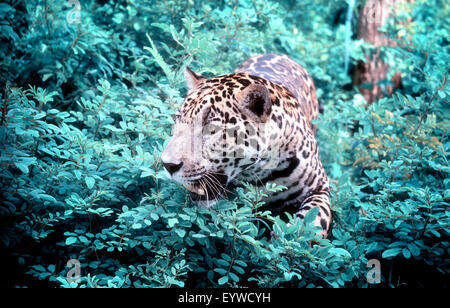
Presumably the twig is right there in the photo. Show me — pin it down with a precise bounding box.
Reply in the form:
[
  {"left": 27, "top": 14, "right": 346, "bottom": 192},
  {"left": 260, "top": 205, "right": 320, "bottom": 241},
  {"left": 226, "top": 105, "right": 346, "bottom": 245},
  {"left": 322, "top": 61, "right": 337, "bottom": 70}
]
[{"left": 413, "top": 73, "right": 447, "bottom": 134}]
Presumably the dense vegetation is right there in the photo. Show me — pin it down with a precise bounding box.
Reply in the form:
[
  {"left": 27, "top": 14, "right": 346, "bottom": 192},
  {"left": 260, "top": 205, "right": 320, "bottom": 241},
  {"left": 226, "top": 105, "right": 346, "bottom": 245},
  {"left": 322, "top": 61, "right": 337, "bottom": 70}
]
[{"left": 0, "top": 0, "right": 448, "bottom": 288}]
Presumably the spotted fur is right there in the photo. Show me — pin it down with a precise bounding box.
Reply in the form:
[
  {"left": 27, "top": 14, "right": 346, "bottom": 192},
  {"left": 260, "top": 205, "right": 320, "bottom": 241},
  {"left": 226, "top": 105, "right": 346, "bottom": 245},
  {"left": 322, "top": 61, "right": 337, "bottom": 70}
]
[{"left": 161, "top": 53, "right": 332, "bottom": 237}]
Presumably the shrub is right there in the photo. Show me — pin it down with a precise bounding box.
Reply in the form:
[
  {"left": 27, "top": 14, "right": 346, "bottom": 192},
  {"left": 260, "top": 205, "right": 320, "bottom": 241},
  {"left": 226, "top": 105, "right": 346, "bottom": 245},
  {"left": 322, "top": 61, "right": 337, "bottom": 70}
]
[{"left": 0, "top": 0, "right": 448, "bottom": 288}]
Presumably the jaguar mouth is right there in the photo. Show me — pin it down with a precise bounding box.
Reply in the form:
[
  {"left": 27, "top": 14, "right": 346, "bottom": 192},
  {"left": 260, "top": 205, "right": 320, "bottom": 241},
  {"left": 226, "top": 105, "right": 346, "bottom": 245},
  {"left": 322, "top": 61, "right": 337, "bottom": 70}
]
[
  {"left": 185, "top": 173, "right": 228, "bottom": 202},
  {"left": 184, "top": 183, "right": 206, "bottom": 195}
]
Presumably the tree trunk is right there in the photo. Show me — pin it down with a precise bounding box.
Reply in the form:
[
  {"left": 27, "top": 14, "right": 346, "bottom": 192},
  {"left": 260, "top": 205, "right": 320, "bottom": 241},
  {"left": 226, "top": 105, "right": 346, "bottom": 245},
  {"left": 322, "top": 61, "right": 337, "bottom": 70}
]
[{"left": 353, "top": 0, "right": 413, "bottom": 104}]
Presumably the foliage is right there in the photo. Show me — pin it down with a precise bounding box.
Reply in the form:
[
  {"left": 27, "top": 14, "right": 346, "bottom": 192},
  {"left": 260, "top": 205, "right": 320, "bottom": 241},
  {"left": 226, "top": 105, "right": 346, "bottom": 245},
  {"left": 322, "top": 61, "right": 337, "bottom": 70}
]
[{"left": 0, "top": 0, "right": 448, "bottom": 288}]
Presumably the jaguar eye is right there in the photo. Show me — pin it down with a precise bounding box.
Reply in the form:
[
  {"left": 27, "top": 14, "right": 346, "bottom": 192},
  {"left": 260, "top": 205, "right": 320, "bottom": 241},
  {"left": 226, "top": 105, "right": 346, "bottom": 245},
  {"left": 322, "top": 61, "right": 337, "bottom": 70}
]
[{"left": 203, "top": 123, "right": 220, "bottom": 136}]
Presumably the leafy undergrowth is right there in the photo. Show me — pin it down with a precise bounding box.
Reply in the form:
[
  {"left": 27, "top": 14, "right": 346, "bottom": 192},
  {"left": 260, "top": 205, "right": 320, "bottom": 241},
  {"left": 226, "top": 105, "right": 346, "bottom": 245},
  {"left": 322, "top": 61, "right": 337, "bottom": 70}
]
[{"left": 0, "top": 0, "right": 448, "bottom": 287}]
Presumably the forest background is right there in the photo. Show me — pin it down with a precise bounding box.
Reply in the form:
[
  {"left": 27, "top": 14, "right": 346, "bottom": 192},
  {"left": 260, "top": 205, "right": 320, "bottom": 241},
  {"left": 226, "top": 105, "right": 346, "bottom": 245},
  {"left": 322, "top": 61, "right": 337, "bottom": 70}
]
[{"left": 0, "top": 0, "right": 448, "bottom": 287}]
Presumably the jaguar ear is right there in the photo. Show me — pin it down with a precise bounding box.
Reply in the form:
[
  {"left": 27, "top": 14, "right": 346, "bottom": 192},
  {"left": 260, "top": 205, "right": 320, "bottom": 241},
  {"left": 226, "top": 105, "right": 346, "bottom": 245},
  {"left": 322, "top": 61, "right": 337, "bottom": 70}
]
[
  {"left": 236, "top": 84, "right": 272, "bottom": 122},
  {"left": 184, "top": 66, "right": 205, "bottom": 90}
]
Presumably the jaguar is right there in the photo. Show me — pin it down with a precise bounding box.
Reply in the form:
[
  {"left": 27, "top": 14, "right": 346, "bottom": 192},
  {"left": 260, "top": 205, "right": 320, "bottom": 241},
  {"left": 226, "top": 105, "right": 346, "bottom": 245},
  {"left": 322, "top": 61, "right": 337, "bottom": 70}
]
[{"left": 161, "top": 53, "right": 332, "bottom": 237}]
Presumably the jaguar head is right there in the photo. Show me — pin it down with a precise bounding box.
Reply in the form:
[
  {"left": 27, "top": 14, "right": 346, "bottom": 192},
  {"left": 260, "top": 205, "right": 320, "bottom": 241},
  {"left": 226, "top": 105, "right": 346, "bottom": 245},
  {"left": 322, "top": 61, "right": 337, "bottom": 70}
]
[{"left": 161, "top": 67, "right": 279, "bottom": 205}]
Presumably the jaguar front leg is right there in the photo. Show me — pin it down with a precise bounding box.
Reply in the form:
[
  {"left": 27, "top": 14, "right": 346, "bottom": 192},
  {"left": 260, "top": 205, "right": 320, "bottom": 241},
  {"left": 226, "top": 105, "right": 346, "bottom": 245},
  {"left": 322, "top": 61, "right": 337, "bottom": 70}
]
[{"left": 296, "top": 189, "right": 332, "bottom": 238}]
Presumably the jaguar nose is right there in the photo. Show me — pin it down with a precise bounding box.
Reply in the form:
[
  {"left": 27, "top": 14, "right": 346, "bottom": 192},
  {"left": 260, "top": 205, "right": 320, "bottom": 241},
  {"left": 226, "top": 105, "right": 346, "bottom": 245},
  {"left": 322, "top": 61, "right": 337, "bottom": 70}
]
[{"left": 162, "top": 161, "right": 183, "bottom": 175}]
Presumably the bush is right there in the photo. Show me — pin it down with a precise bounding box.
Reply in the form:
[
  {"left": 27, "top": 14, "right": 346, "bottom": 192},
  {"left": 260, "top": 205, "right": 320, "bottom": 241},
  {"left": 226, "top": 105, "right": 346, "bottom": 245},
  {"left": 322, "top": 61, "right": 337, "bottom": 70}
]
[{"left": 0, "top": 0, "right": 448, "bottom": 288}]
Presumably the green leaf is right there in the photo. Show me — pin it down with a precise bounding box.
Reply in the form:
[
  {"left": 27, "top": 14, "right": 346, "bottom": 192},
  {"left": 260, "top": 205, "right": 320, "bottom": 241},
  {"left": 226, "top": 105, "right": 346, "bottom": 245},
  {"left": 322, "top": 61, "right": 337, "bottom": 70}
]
[
  {"left": 402, "top": 248, "right": 411, "bottom": 259},
  {"left": 15, "top": 162, "right": 29, "bottom": 174},
  {"left": 218, "top": 276, "right": 228, "bottom": 285},
  {"left": 407, "top": 243, "right": 420, "bottom": 257},
  {"left": 132, "top": 223, "right": 142, "bottom": 229},
  {"left": 229, "top": 272, "right": 239, "bottom": 282},
  {"left": 65, "top": 237, "right": 77, "bottom": 245},
  {"left": 175, "top": 229, "right": 186, "bottom": 237},
  {"left": 145, "top": 33, "right": 174, "bottom": 81},
  {"left": 213, "top": 268, "right": 227, "bottom": 275},
  {"left": 33, "top": 265, "right": 46, "bottom": 272},
  {"left": 39, "top": 194, "right": 57, "bottom": 203},
  {"left": 304, "top": 207, "right": 319, "bottom": 225},
  {"left": 168, "top": 218, "right": 178, "bottom": 228},
  {"left": 329, "top": 247, "right": 352, "bottom": 258},
  {"left": 216, "top": 259, "right": 229, "bottom": 267},
  {"left": 85, "top": 176, "right": 95, "bottom": 189},
  {"left": 221, "top": 253, "right": 231, "bottom": 262},
  {"left": 382, "top": 248, "right": 401, "bottom": 258},
  {"left": 232, "top": 265, "right": 245, "bottom": 275}
]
